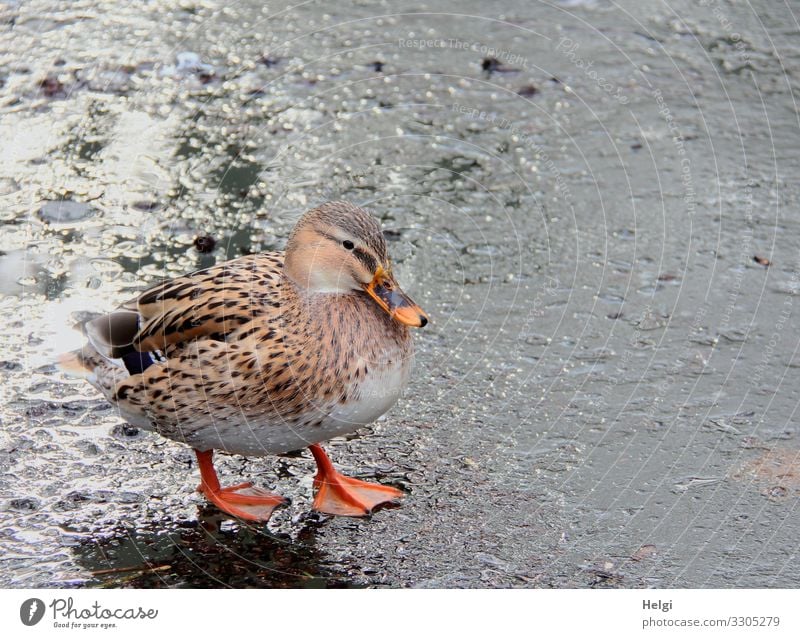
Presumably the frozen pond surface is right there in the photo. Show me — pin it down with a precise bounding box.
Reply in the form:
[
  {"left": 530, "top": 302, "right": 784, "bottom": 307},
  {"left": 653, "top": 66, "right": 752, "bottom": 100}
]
[{"left": 1, "top": 0, "right": 799, "bottom": 587}]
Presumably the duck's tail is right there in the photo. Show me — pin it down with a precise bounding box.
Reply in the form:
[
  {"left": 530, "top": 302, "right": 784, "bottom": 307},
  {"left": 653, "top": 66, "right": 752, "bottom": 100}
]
[
  {"left": 57, "top": 349, "right": 94, "bottom": 379},
  {"left": 59, "top": 309, "right": 146, "bottom": 381},
  {"left": 57, "top": 344, "right": 131, "bottom": 401}
]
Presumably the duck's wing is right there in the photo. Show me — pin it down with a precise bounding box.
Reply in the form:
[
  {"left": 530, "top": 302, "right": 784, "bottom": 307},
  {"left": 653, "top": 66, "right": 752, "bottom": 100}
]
[
  {"left": 59, "top": 252, "right": 292, "bottom": 439},
  {"left": 85, "top": 253, "right": 285, "bottom": 360}
]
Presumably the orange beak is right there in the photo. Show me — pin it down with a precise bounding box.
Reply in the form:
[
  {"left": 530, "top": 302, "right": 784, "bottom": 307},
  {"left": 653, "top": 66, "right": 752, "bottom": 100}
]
[{"left": 363, "top": 267, "right": 428, "bottom": 327}]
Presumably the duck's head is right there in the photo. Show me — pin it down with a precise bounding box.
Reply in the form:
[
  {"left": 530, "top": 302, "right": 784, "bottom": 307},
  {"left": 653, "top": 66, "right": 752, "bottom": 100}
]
[{"left": 284, "top": 201, "right": 428, "bottom": 327}]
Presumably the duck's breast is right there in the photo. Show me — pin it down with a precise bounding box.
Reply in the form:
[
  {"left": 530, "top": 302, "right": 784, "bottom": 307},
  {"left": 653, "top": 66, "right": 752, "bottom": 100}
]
[{"left": 327, "top": 352, "right": 413, "bottom": 428}]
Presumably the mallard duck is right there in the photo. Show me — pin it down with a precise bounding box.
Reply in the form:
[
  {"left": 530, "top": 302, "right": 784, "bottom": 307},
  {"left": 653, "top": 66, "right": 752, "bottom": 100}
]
[{"left": 60, "top": 201, "right": 428, "bottom": 522}]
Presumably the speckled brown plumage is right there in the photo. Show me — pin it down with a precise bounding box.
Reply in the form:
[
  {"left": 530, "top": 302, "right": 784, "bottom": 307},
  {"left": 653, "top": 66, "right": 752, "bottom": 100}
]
[
  {"left": 62, "top": 201, "right": 428, "bottom": 521},
  {"left": 110, "top": 253, "right": 411, "bottom": 453}
]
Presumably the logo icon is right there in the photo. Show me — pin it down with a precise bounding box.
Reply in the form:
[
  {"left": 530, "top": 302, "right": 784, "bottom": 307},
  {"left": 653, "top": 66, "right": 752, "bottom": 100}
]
[{"left": 20, "top": 598, "right": 45, "bottom": 626}]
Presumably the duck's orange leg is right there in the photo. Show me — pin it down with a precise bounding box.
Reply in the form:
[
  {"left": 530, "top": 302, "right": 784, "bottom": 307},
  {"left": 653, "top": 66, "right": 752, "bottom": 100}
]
[
  {"left": 195, "top": 450, "right": 287, "bottom": 522},
  {"left": 309, "top": 444, "right": 403, "bottom": 517}
]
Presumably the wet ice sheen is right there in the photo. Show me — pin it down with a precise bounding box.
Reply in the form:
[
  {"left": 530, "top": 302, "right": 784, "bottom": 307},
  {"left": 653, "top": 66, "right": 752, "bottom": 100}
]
[{"left": 1, "top": 0, "right": 798, "bottom": 588}]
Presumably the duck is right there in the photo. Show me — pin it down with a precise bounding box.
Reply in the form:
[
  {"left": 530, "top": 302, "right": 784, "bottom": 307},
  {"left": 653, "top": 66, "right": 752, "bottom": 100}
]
[{"left": 59, "top": 201, "right": 428, "bottom": 522}]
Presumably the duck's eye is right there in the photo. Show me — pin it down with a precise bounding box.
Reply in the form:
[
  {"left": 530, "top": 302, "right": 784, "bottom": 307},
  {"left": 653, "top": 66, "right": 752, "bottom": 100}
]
[{"left": 342, "top": 240, "right": 355, "bottom": 250}]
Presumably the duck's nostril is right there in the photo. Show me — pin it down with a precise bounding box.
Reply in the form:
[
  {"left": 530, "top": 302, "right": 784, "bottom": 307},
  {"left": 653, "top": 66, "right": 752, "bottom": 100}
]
[{"left": 419, "top": 315, "right": 428, "bottom": 327}]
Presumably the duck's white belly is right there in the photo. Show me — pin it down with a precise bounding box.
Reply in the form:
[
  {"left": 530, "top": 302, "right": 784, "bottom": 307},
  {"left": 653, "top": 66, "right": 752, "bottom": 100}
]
[
  {"left": 326, "top": 355, "right": 412, "bottom": 432},
  {"left": 176, "top": 355, "right": 412, "bottom": 456}
]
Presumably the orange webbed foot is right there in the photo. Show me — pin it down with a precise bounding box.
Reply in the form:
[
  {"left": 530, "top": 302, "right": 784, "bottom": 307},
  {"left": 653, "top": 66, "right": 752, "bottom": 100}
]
[
  {"left": 199, "top": 483, "right": 287, "bottom": 522},
  {"left": 195, "top": 450, "right": 286, "bottom": 522},
  {"left": 309, "top": 444, "right": 403, "bottom": 517}
]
